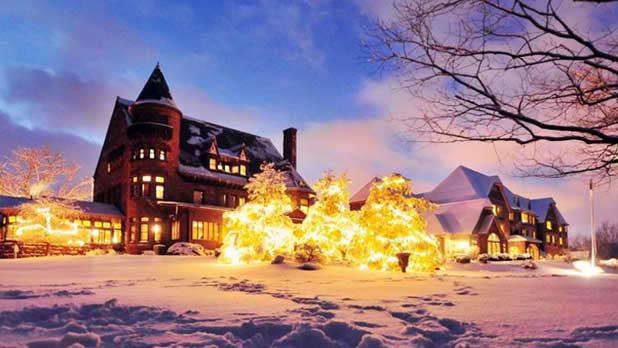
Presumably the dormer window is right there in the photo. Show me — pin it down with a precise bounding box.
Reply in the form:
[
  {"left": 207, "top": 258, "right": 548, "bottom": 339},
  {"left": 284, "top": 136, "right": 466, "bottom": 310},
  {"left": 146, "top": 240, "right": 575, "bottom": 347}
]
[
  {"left": 232, "top": 165, "right": 239, "bottom": 174},
  {"left": 224, "top": 164, "right": 231, "bottom": 173},
  {"left": 149, "top": 148, "right": 156, "bottom": 159},
  {"left": 240, "top": 164, "right": 247, "bottom": 176},
  {"left": 139, "top": 149, "right": 145, "bottom": 159},
  {"left": 209, "top": 158, "right": 217, "bottom": 170},
  {"left": 546, "top": 220, "right": 553, "bottom": 230},
  {"left": 521, "top": 213, "right": 529, "bottom": 224}
]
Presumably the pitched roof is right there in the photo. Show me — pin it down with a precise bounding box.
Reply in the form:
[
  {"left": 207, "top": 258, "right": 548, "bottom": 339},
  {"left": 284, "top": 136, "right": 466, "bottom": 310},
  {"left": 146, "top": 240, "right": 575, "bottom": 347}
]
[
  {"left": 350, "top": 177, "right": 381, "bottom": 203},
  {"left": 424, "top": 198, "right": 493, "bottom": 235},
  {"left": 135, "top": 64, "right": 177, "bottom": 109},
  {"left": 530, "top": 198, "right": 567, "bottom": 224},
  {"left": 0, "top": 195, "right": 123, "bottom": 218},
  {"left": 421, "top": 166, "right": 501, "bottom": 204}
]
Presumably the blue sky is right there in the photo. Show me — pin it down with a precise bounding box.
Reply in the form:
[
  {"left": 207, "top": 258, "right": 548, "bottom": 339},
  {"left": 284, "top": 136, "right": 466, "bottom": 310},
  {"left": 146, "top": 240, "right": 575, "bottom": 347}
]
[{"left": 0, "top": 0, "right": 616, "bottom": 235}]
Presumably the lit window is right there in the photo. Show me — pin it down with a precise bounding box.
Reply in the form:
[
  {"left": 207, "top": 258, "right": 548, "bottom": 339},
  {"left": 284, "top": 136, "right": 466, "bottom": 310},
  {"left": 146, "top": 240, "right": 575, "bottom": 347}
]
[
  {"left": 149, "top": 148, "right": 156, "bottom": 159},
  {"left": 209, "top": 158, "right": 217, "bottom": 170},
  {"left": 224, "top": 164, "right": 230, "bottom": 173},
  {"left": 107, "top": 162, "right": 111, "bottom": 174},
  {"left": 559, "top": 226, "right": 563, "bottom": 232},
  {"left": 171, "top": 221, "right": 180, "bottom": 240},
  {"left": 193, "top": 190, "right": 204, "bottom": 204},
  {"left": 142, "top": 175, "right": 152, "bottom": 182},
  {"left": 217, "top": 163, "right": 223, "bottom": 171},
  {"left": 155, "top": 185, "right": 164, "bottom": 199},
  {"left": 159, "top": 150, "right": 166, "bottom": 161},
  {"left": 94, "top": 221, "right": 102, "bottom": 228},
  {"left": 546, "top": 235, "right": 550, "bottom": 243},
  {"left": 232, "top": 165, "right": 239, "bottom": 174},
  {"left": 240, "top": 164, "right": 247, "bottom": 176},
  {"left": 546, "top": 220, "right": 553, "bottom": 230},
  {"left": 132, "top": 176, "right": 138, "bottom": 183},
  {"left": 140, "top": 223, "right": 149, "bottom": 242},
  {"left": 522, "top": 213, "right": 529, "bottom": 224},
  {"left": 113, "top": 223, "right": 121, "bottom": 230},
  {"left": 103, "top": 222, "right": 111, "bottom": 229},
  {"left": 83, "top": 220, "right": 91, "bottom": 227},
  {"left": 8, "top": 216, "right": 16, "bottom": 223},
  {"left": 139, "top": 148, "right": 145, "bottom": 159},
  {"left": 508, "top": 212, "right": 514, "bottom": 221},
  {"left": 239, "top": 197, "right": 246, "bottom": 206},
  {"left": 153, "top": 223, "right": 161, "bottom": 242},
  {"left": 559, "top": 237, "right": 564, "bottom": 245},
  {"left": 155, "top": 176, "right": 165, "bottom": 183}
]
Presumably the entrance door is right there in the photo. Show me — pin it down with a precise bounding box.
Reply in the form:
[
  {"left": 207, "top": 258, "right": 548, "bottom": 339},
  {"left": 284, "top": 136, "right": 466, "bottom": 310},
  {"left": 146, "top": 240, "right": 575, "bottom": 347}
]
[
  {"left": 488, "top": 233, "right": 501, "bottom": 255},
  {"left": 527, "top": 244, "right": 539, "bottom": 260}
]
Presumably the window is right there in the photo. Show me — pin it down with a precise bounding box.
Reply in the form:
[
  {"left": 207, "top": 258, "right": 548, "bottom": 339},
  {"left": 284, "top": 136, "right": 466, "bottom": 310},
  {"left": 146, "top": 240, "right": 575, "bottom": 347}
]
[
  {"left": 546, "top": 235, "right": 550, "bottom": 243},
  {"left": 153, "top": 223, "right": 162, "bottom": 243},
  {"left": 239, "top": 197, "right": 246, "bottom": 206},
  {"left": 559, "top": 237, "right": 564, "bottom": 245},
  {"left": 142, "top": 175, "right": 152, "bottom": 182},
  {"left": 487, "top": 233, "right": 501, "bottom": 255},
  {"left": 546, "top": 220, "right": 553, "bottom": 230},
  {"left": 193, "top": 190, "right": 204, "bottom": 204},
  {"left": 232, "top": 165, "right": 239, "bottom": 174},
  {"left": 508, "top": 212, "right": 514, "bottom": 221},
  {"left": 171, "top": 221, "right": 180, "bottom": 240},
  {"left": 300, "top": 198, "right": 309, "bottom": 214},
  {"left": 140, "top": 217, "right": 149, "bottom": 242},
  {"left": 142, "top": 183, "right": 151, "bottom": 197},
  {"left": 155, "top": 176, "right": 164, "bottom": 183},
  {"left": 107, "top": 162, "right": 111, "bottom": 174},
  {"left": 155, "top": 185, "right": 165, "bottom": 199},
  {"left": 240, "top": 164, "right": 247, "bottom": 176},
  {"left": 521, "top": 213, "right": 529, "bottom": 224},
  {"left": 209, "top": 158, "right": 217, "bottom": 170},
  {"left": 159, "top": 150, "right": 166, "bottom": 161},
  {"left": 149, "top": 148, "right": 156, "bottom": 159},
  {"left": 231, "top": 195, "right": 237, "bottom": 207},
  {"left": 221, "top": 194, "right": 227, "bottom": 206},
  {"left": 224, "top": 164, "right": 231, "bottom": 173},
  {"left": 192, "top": 220, "right": 221, "bottom": 241},
  {"left": 139, "top": 148, "right": 145, "bottom": 159},
  {"left": 559, "top": 226, "right": 564, "bottom": 233}
]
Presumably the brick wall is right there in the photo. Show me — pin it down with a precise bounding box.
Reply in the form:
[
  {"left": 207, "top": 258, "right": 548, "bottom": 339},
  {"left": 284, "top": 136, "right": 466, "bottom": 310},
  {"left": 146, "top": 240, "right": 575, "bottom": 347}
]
[{"left": 0, "top": 241, "right": 113, "bottom": 259}]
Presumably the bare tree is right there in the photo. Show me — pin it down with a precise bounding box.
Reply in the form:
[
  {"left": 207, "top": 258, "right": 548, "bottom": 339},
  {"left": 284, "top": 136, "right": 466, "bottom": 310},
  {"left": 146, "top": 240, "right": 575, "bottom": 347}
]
[
  {"left": 0, "top": 147, "right": 91, "bottom": 200},
  {"left": 366, "top": 0, "right": 618, "bottom": 182}
]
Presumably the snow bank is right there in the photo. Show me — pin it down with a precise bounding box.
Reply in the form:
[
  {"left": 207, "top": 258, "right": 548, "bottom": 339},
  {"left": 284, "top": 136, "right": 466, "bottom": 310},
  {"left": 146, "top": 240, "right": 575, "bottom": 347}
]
[{"left": 166, "top": 242, "right": 213, "bottom": 256}]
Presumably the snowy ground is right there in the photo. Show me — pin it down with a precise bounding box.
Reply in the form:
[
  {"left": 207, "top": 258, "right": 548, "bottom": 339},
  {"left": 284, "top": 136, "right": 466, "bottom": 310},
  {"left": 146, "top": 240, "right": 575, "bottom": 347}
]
[{"left": 0, "top": 256, "right": 617, "bottom": 348}]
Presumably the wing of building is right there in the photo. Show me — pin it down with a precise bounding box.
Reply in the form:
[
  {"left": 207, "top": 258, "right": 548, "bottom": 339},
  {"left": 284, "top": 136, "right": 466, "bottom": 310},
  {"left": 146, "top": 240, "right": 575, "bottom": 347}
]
[
  {"left": 93, "top": 64, "right": 314, "bottom": 254},
  {"left": 351, "top": 166, "right": 569, "bottom": 259}
]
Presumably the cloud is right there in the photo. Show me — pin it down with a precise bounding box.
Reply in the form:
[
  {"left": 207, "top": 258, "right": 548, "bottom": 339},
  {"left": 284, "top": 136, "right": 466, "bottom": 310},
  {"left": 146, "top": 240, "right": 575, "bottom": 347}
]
[
  {"left": 1, "top": 66, "right": 136, "bottom": 140},
  {"left": 0, "top": 109, "right": 99, "bottom": 180}
]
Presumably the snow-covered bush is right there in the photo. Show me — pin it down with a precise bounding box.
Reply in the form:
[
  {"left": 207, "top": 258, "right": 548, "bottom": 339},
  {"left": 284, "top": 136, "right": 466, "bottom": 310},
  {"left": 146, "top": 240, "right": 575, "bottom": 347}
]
[
  {"left": 521, "top": 260, "right": 537, "bottom": 269},
  {"left": 85, "top": 249, "right": 117, "bottom": 256},
  {"left": 153, "top": 244, "right": 166, "bottom": 255},
  {"left": 167, "top": 242, "right": 208, "bottom": 256}
]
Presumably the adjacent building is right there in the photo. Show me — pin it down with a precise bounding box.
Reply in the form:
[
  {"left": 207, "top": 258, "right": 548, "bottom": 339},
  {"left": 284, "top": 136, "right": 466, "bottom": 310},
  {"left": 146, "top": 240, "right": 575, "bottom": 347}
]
[
  {"left": 351, "top": 166, "right": 569, "bottom": 259},
  {"left": 93, "top": 64, "right": 314, "bottom": 254}
]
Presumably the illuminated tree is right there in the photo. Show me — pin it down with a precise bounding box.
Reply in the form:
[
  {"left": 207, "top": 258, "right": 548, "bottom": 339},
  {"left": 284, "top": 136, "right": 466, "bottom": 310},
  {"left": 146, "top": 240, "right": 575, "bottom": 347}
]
[
  {"left": 0, "top": 147, "right": 91, "bottom": 245},
  {"left": 0, "top": 147, "right": 91, "bottom": 199},
  {"left": 299, "top": 172, "right": 362, "bottom": 263},
  {"left": 219, "top": 163, "right": 296, "bottom": 264},
  {"left": 357, "top": 175, "right": 443, "bottom": 271}
]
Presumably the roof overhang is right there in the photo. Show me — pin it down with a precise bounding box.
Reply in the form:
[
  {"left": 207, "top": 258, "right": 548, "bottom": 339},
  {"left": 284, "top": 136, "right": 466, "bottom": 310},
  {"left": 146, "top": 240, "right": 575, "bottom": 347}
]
[{"left": 157, "top": 200, "right": 232, "bottom": 212}]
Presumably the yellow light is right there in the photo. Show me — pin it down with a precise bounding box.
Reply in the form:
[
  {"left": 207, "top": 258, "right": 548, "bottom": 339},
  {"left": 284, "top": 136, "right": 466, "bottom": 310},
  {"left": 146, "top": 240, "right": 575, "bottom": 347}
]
[{"left": 91, "top": 229, "right": 100, "bottom": 237}]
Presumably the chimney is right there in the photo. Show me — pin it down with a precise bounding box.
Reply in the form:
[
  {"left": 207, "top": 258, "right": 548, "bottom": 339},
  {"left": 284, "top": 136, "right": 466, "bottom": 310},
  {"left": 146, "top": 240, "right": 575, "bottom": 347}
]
[{"left": 283, "top": 127, "right": 297, "bottom": 168}]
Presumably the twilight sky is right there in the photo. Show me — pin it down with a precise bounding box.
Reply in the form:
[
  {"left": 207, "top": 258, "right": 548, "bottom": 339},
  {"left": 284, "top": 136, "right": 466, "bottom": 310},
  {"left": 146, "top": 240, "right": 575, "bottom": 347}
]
[{"left": 0, "top": 0, "right": 616, "bottom": 236}]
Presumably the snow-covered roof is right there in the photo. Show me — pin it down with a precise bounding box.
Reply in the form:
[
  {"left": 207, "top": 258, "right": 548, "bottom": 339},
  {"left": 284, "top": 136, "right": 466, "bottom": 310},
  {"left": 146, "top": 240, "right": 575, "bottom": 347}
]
[
  {"left": 530, "top": 198, "right": 567, "bottom": 224},
  {"left": 350, "top": 177, "right": 381, "bottom": 203},
  {"left": 0, "top": 195, "right": 123, "bottom": 218},
  {"left": 421, "top": 166, "right": 501, "bottom": 204},
  {"left": 424, "top": 198, "right": 492, "bottom": 235}
]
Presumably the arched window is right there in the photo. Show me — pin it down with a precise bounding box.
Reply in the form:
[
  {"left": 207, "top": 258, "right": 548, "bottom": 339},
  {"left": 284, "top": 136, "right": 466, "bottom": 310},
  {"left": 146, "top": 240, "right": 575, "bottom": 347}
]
[{"left": 487, "top": 233, "right": 501, "bottom": 255}]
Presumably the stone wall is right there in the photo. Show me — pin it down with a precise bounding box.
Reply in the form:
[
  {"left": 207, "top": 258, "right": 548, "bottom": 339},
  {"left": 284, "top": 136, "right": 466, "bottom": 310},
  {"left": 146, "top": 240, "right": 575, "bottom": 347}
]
[{"left": 0, "top": 241, "right": 114, "bottom": 259}]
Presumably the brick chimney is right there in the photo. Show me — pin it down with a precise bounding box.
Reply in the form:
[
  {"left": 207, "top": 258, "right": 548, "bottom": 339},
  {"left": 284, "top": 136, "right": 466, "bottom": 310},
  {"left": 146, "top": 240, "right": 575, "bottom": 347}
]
[{"left": 283, "top": 127, "right": 297, "bottom": 168}]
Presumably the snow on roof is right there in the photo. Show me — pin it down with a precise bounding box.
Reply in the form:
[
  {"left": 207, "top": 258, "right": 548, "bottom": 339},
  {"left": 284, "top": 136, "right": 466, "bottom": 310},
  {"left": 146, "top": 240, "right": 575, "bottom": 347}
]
[
  {"left": 422, "top": 166, "right": 502, "bottom": 204},
  {"left": 424, "top": 198, "right": 492, "bottom": 235},
  {"left": 530, "top": 198, "right": 567, "bottom": 224},
  {"left": 0, "top": 195, "right": 123, "bottom": 218},
  {"left": 350, "top": 177, "right": 381, "bottom": 203}
]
